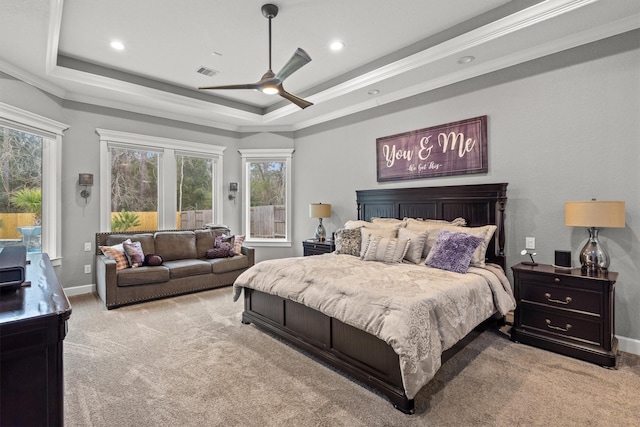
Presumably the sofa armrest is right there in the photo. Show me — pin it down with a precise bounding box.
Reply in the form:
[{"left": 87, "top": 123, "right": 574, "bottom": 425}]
[
  {"left": 96, "top": 254, "right": 118, "bottom": 307},
  {"left": 240, "top": 245, "right": 255, "bottom": 267}
]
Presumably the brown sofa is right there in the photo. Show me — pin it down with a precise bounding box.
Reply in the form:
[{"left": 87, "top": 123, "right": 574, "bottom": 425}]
[{"left": 95, "top": 226, "right": 254, "bottom": 309}]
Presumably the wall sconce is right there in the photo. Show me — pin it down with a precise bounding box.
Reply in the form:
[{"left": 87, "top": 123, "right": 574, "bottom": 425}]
[
  {"left": 309, "top": 203, "right": 331, "bottom": 241},
  {"left": 228, "top": 182, "right": 239, "bottom": 204},
  {"left": 79, "top": 173, "right": 93, "bottom": 203}
]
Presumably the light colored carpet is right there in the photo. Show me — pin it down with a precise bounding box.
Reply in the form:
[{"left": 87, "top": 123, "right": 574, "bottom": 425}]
[{"left": 64, "top": 289, "right": 640, "bottom": 427}]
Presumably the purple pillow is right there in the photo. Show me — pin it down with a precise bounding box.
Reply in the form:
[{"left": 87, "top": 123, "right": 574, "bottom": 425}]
[
  {"left": 206, "top": 246, "right": 235, "bottom": 259},
  {"left": 425, "top": 230, "right": 484, "bottom": 273},
  {"left": 123, "top": 241, "right": 144, "bottom": 268},
  {"left": 215, "top": 235, "right": 235, "bottom": 249},
  {"left": 144, "top": 254, "right": 163, "bottom": 266}
]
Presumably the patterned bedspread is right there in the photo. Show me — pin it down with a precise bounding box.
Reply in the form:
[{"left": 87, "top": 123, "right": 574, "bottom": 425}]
[{"left": 232, "top": 253, "right": 516, "bottom": 399}]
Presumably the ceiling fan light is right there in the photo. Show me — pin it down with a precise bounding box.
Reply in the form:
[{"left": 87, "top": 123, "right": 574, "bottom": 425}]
[{"left": 262, "top": 86, "right": 279, "bottom": 95}]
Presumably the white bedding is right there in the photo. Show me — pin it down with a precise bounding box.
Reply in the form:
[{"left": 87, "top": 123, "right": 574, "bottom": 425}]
[{"left": 233, "top": 253, "right": 516, "bottom": 399}]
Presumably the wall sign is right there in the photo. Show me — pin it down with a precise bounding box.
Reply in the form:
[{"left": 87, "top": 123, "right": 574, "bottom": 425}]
[{"left": 376, "top": 116, "right": 487, "bottom": 182}]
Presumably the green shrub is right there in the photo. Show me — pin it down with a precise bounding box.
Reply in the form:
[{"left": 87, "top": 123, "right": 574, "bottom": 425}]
[{"left": 111, "top": 210, "right": 141, "bottom": 232}]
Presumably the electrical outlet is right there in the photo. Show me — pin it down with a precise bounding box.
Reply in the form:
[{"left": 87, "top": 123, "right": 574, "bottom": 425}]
[
  {"left": 84, "top": 264, "right": 91, "bottom": 274},
  {"left": 525, "top": 237, "right": 535, "bottom": 250},
  {"left": 84, "top": 242, "right": 91, "bottom": 252}
]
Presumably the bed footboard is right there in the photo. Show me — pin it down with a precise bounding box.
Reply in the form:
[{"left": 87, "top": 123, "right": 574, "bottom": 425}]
[{"left": 242, "top": 288, "right": 415, "bottom": 413}]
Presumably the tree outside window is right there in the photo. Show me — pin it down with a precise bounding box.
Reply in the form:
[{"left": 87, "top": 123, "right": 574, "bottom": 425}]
[{"left": 0, "top": 126, "right": 43, "bottom": 252}]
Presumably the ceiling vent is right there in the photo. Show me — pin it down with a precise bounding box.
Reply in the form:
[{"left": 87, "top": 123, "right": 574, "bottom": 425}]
[{"left": 196, "top": 66, "right": 218, "bottom": 77}]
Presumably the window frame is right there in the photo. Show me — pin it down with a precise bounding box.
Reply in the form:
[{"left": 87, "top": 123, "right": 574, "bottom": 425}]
[
  {"left": 97, "top": 129, "right": 225, "bottom": 231},
  {"left": 239, "top": 148, "right": 294, "bottom": 247},
  {"left": 0, "top": 101, "right": 68, "bottom": 265}
]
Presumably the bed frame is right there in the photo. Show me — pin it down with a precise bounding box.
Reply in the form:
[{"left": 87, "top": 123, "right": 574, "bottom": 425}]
[{"left": 241, "top": 183, "right": 508, "bottom": 413}]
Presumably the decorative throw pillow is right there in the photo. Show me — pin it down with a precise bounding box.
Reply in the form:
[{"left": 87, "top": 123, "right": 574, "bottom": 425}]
[
  {"left": 216, "top": 234, "right": 235, "bottom": 249},
  {"left": 398, "top": 228, "right": 429, "bottom": 264},
  {"left": 233, "top": 235, "right": 245, "bottom": 255},
  {"left": 206, "top": 246, "right": 235, "bottom": 259},
  {"left": 123, "top": 240, "right": 144, "bottom": 268},
  {"left": 99, "top": 240, "right": 130, "bottom": 271},
  {"left": 144, "top": 254, "right": 163, "bottom": 266},
  {"left": 334, "top": 228, "right": 362, "bottom": 257},
  {"left": 360, "top": 227, "right": 398, "bottom": 257},
  {"left": 361, "top": 235, "right": 410, "bottom": 263},
  {"left": 425, "top": 230, "right": 484, "bottom": 274}
]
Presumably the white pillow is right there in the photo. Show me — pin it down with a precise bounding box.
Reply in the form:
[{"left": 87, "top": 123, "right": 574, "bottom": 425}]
[
  {"left": 361, "top": 235, "right": 410, "bottom": 263},
  {"left": 398, "top": 228, "right": 428, "bottom": 264},
  {"left": 371, "top": 217, "right": 407, "bottom": 227}
]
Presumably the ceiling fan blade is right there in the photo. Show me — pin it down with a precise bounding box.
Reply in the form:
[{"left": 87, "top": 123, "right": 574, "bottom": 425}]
[
  {"left": 279, "top": 89, "right": 313, "bottom": 109},
  {"left": 274, "top": 48, "right": 311, "bottom": 83},
  {"left": 199, "top": 83, "right": 260, "bottom": 90}
]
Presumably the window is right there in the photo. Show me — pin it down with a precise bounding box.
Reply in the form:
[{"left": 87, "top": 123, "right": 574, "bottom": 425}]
[
  {"left": 176, "top": 155, "right": 214, "bottom": 229},
  {"left": 0, "top": 102, "right": 67, "bottom": 264},
  {"left": 239, "top": 149, "right": 293, "bottom": 247},
  {"left": 97, "top": 129, "right": 225, "bottom": 231},
  {"left": 109, "top": 146, "right": 159, "bottom": 231}
]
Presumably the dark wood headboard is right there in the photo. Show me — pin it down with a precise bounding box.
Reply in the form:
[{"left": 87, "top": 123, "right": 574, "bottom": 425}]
[{"left": 356, "top": 183, "right": 508, "bottom": 268}]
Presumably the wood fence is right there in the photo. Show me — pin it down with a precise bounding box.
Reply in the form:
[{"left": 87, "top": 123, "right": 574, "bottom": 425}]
[
  {"left": 250, "top": 205, "right": 285, "bottom": 238},
  {"left": 0, "top": 213, "right": 36, "bottom": 239}
]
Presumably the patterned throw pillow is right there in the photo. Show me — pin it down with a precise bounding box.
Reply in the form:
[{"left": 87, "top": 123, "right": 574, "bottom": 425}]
[
  {"left": 99, "top": 240, "right": 131, "bottom": 271},
  {"left": 425, "top": 230, "right": 484, "bottom": 274},
  {"left": 334, "top": 228, "right": 362, "bottom": 257},
  {"left": 361, "top": 236, "right": 410, "bottom": 263},
  {"left": 123, "top": 240, "right": 144, "bottom": 268},
  {"left": 233, "top": 235, "right": 245, "bottom": 255}
]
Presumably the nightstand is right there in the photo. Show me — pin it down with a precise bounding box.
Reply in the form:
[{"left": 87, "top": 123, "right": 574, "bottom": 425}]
[
  {"left": 303, "top": 240, "right": 335, "bottom": 256},
  {"left": 511, "top": 263, "right": 618, "bottom": 367}
]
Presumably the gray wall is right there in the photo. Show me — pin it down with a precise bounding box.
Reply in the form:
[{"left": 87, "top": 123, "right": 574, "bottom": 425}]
[
  {"left": 291, "top": 31, "right": 640, "bottom": 345},
  {"left": 1, "top": 30, "right": 638, "bottom": 348}
]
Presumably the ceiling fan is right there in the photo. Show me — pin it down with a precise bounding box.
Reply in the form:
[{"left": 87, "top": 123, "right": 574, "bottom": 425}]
[{"left": 199, "top": 3, "right": 313, "bottom": 109}]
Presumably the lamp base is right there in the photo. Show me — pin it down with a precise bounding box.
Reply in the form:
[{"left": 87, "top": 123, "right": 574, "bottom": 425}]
[
  {"left": 315, "top": 218, "right": 326, "bottom": 242},
  {"left": 579, "top": 227, "right": 609, "bottom": 274}
]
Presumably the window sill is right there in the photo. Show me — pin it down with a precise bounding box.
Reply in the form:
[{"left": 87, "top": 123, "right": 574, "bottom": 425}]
[{"left": 244, "top": 240, "right": 292, "bottom": 248}]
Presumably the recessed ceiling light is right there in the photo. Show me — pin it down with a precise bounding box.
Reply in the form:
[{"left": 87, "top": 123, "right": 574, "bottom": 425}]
[
  {"left": 368, "top": 89, "right": 380, "bottom": 95},
  {"left": 330, "top": 41, "right": 344, "bottom": 51},
  {"left": 211, "top": 51, "right": 223, "bottom": 57},
  {"left": 110, "top": 41, "right": 125, "bottom": 50},
  {"left": 457, "top": 55, "right": 475, "bottom": 64}
]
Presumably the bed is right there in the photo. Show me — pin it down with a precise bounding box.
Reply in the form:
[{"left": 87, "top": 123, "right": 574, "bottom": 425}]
[{"left": 233, "top": 183, "right": 513, "bottom": 414}]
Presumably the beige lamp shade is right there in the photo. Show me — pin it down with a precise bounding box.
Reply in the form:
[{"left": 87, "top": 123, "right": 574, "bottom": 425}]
[
  {"left": 565, "top": 201, "right": 625, "bottom": 228},
  {"left": 309, "top": 203, "right": 331, "bottom": 218}
]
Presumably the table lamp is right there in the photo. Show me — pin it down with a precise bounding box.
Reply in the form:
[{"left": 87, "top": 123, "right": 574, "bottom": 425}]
[
  {"left": 565, "top": 200, "right": 625, "bottom": 273},
  {"left": 309, "top": 203, "right": 331, "bottom": 242}
]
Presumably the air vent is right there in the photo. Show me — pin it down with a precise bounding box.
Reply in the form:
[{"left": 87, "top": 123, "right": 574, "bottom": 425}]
[{"left": 196, "top": 66, "right": 218, "bottom": 77}]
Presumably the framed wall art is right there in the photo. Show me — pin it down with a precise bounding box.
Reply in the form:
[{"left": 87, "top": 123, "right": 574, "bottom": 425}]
[{"left": 376, "top": 116, "right": 487, "bottom": 182}]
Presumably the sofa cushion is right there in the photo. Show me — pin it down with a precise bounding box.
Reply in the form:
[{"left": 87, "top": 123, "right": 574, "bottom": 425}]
[
  {"left": 195, "top": 229, "right": 216, "bottom": 258},
  {"left": 154, "top": 231, "right": 197, "bottom": 261},
  {"left": 163, "top": 259, "right": 212, "bottom": 279},
  {"left": 106, "top": 234, "right": 155, "bottom": 256},
  {"left": 117, "top": 266, "right": 170, "bottom": 287},
  {"left": 207, "top": 254, "right": 250, "bottom": 274}
]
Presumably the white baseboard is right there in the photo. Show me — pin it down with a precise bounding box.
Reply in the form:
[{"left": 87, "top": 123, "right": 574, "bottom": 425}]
[
  {"left": 63, "top": 283, "right": 95, "bottom": 297},
  {"left": 617, "top": 335, "right": 640, "bottom": 356}
]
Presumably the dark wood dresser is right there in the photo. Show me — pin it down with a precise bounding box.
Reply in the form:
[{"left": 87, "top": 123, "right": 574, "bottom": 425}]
[
  {"left": 302, "top": 240, "right": 335, "bottom": 256},
  {"left": 0, "top": 253, "right": 72, "bottom": 426},
  {"left": 511, "top": 263, "right": 617, "bottom": 367}
]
